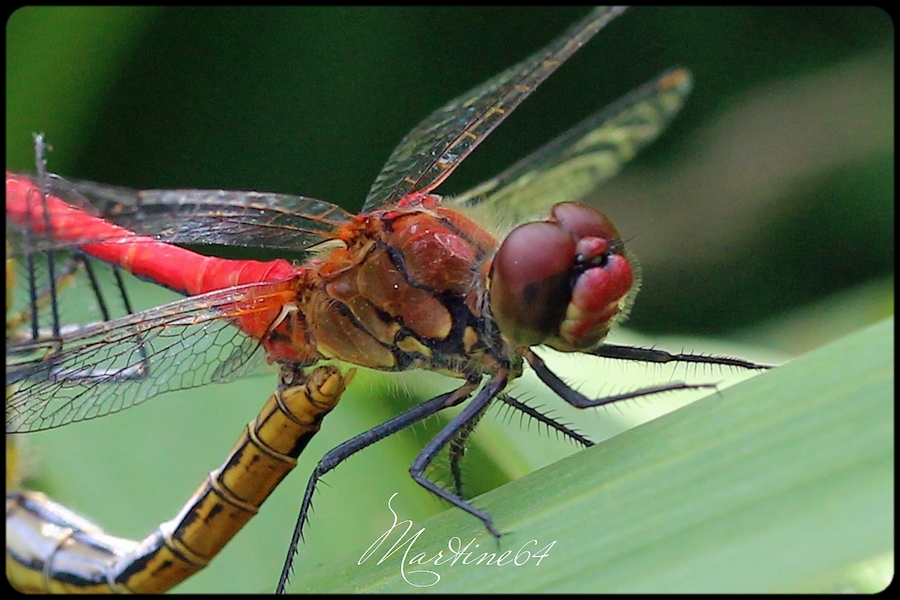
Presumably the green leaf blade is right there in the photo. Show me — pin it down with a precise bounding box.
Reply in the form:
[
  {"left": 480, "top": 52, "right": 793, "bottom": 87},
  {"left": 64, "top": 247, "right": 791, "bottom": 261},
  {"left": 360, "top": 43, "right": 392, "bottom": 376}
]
[{"left": 299, "top": 318, "right": 893, "bottom": 593}]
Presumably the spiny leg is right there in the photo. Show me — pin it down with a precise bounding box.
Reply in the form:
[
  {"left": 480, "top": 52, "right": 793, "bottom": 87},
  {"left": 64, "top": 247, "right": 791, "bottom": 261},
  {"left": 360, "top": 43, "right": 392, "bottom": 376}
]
[
  {"left": 447, "top": 397, "right": 492, "bottom": 499},
  {"left": 496, "top": 394, "right": 593, "bottom": 447},
  {"left": 527, "top": 350, "right": 720, "bottom": 410},
  {"left": 276, "top": 379, "right": 479, "bottom": 594},
  {"left": 446, "top": 394, "right": 594, "bottom": 500},
  {"left": 407, "top": 373, "right": 509, "bottom": 539},
  {"left": 591, "top": 343, "right": 772, "bottom": 370}
]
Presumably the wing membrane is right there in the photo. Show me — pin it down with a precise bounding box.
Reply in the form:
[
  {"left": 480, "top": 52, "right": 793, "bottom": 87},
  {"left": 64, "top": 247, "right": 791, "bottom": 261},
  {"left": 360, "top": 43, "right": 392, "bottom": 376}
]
[
  {"left": 448, "top": 68, "right": 693, "bottom": 232},
  {"left": 362, "top": 6, "right": 627, "bottom": 212},
  {"left": 5, "top": 281, "right": 291, "bottom": 432},
  {"left": 6, "top": 173, "right": 354, "bottom": 256}
]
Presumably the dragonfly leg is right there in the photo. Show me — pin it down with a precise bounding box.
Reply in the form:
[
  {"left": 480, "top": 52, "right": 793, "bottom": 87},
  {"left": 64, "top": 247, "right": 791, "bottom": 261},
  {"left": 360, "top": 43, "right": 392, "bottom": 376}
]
[
  {"left": 526, "top": 349, "right": 718, "bottom": 409},
  {"left": 408, "top": 373, "right": 509, "bottom": 540},
  {"left": 446, "top": 393, "right": 594, "bottom": 500},
  {"left": 591, "top": 343, "right": 772, "bottom": 370},
  {"left": 446, "top": 397, "right": 492, "bottom": 499},
  {"left": 8, "top": 254, "right": 116, "bottom": 339},
  {"left": 276, "top": 378, "right": 479, "bottom": 594},
  {"left": 6, "top": 245, "right": 148, "bottom": 391},
  {"left": 497, "top": 394, "right": 594, "bottom": 447}
]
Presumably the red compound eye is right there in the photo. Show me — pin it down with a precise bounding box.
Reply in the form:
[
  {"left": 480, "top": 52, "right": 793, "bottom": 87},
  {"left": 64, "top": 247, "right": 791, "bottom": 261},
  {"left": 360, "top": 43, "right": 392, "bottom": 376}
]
[
  {"left": 490, "top": 202, "right": 634, "bottom": 350},
  {"left": 551, "top": 201, "right": 622, "bottom": 242},
  {"left": 490, "top": 221, "right": 576, "bottom": 347}
]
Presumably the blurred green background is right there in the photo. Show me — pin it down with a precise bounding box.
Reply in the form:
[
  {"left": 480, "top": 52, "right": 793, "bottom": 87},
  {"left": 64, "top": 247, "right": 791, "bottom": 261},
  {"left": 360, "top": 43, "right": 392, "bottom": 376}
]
[{"left": 7, "top": 7, "right": 893, "bottom": 593}]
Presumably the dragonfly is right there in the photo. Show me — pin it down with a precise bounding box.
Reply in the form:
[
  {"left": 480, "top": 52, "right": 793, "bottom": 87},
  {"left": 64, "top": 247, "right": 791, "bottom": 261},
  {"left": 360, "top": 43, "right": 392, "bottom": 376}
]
[
  {"left": 5, "top": 242, "right": 589, "bottom": 595},
  {"left": 5, "top": 167, "right": 587, "bottom": 594},
  {"left": 6, "top": 6, "right": 769, "bottom": 593}
]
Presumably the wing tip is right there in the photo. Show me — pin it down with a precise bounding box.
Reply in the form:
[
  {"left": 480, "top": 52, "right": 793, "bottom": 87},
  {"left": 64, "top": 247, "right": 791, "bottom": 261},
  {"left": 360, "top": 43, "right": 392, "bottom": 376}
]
[{"left": 658, "top": 67, "right": 693, "bottom": 96}]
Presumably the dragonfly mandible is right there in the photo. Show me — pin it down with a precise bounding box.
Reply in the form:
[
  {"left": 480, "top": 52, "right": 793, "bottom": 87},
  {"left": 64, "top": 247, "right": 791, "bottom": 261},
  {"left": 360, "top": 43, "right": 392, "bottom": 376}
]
[{"left": 6, "top": 6, "right": 769, "bottom": 593}]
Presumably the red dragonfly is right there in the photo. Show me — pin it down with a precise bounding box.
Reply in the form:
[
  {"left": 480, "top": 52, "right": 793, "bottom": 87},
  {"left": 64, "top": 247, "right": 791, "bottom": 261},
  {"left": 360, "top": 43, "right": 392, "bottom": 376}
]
[{"left": 7, "top": 6, "right": 767, "bottom": 592}]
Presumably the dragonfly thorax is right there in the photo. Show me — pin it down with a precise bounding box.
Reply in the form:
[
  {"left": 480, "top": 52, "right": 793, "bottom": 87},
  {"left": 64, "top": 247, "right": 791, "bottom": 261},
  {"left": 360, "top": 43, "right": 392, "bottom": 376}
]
[{"left": 292, "top": 202, "right": 510, "bottom": 379}]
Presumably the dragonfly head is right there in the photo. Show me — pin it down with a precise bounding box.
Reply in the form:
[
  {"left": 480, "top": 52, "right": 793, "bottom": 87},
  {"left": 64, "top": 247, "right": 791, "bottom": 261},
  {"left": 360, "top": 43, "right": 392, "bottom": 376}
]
[{"left": 488, "top": 202, "right": 635, "bottom": 352}]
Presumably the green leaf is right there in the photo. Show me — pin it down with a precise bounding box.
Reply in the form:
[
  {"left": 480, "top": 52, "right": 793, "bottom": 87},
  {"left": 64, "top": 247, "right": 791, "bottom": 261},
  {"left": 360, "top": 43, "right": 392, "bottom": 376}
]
[{"left": 297, "top": 317, "right": 893, "bottom": 593}]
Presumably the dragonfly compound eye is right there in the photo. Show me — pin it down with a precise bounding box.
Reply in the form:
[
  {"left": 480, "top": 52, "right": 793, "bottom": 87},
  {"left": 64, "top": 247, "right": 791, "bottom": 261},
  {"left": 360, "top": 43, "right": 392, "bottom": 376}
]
[
  {"left": 490, "top": 202, "right": 635, "bottom": 351},
  {"left": 490, "top": 221, "right": 576, "bottom": 347},
  {"left": 550, "top": 201, "right": 622, "bottom": 243}
]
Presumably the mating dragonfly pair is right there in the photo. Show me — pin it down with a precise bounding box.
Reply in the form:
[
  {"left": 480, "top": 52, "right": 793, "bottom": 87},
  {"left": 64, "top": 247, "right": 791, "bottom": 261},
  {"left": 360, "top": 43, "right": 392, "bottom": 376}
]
[{"left": 6, "top": 7, "right": 768, "bottom": 593}]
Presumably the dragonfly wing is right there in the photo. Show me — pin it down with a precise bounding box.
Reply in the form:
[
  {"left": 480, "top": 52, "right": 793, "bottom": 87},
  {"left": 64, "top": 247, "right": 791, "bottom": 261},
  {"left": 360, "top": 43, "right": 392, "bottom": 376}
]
[
  {"left": 362, "top": 6, "right": 627, "bottom": 212},
  {"left": 72, "top": 179, "right": 355, "bottom": 250},
  {"left": 7, "top": 173, "right": 354, "bottom": 255},
  {"left": 5, "top": 281, "right": 289, "bottom": 432},
  {"left": 447, "top": 68, "right": 693, "bottom": 233}
]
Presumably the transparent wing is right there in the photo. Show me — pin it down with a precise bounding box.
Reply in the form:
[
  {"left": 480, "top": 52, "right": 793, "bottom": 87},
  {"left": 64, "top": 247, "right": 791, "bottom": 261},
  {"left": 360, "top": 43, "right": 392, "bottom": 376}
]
[
  {"left": 362, "top": 6, "right": 627, "bottom": 212},
  {"left": 447, "top": 68, "right": 692, "bottom": 232},
  {"left": 6, "top": 280, "right": 294, "bottom": 432},
  {"left": 6, "top": 172, "right": 354, "bottom": 256}
]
